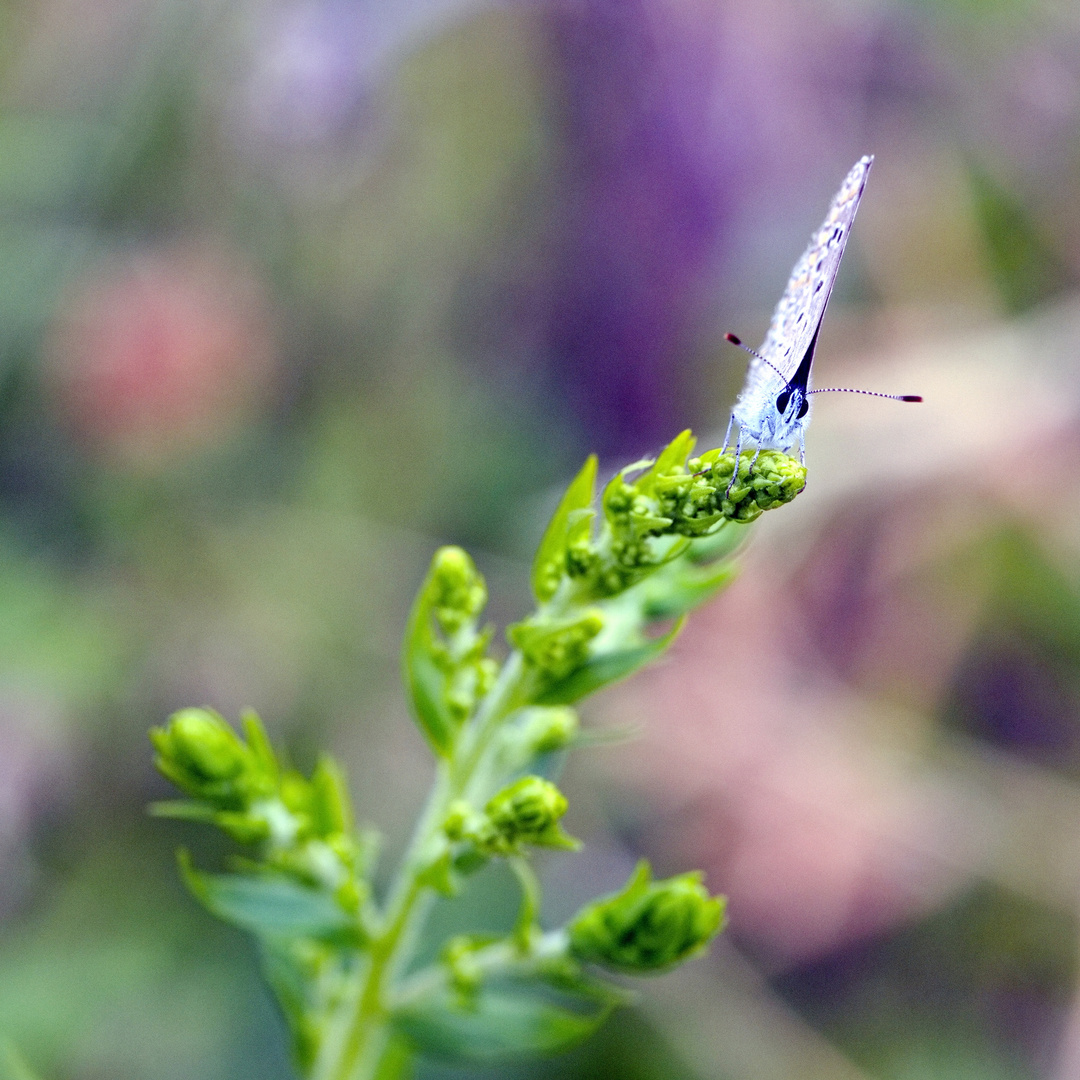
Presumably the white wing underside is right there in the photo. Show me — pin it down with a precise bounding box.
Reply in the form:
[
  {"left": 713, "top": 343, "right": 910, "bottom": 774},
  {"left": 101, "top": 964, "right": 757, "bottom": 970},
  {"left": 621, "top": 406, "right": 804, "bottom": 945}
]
[{"left": 732, "top": 155, "right": 873, "bottom": 450}]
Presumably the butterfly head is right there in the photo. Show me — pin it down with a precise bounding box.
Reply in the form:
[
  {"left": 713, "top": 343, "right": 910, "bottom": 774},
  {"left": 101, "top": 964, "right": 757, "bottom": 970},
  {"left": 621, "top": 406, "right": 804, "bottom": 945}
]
[
  {"left": 765, "top": 382, "right": 811, "bottom": 449},
  {"left": 775, "top": 386, "right": 809, "bottom": 422}
]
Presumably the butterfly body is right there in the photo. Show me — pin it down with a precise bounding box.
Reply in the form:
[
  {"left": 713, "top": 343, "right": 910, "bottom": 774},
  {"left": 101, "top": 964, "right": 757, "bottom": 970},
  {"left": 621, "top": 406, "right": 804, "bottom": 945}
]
[{"left": 729, "top": 155, "right": 873, "bottom": 462}]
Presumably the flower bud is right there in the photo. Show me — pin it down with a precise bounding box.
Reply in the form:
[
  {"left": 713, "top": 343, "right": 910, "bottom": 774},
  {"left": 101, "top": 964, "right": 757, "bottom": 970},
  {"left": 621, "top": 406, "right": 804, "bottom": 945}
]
[
  {"left": 442, "top": 800, "right": 490, "bottom": 845},
  {"left": 519, "top": 706, "right": 580, "bottom": 755},
  {"left": 484, "top": 776, "right": 579, "bottom": 852},
  {"left": 151, "top": 708, "right": 266, "bottom": 806},
  {"left": 568, "top": 860, "right": 725, "bottom": 973},
  {"left": 710, "top": 450, "right": 806, "bottom": 523},
  {"left": 509, "top": 611, "right": 605, "bottom": 683},
  {"left": 429, "top": 546, "right": 487, "bottom": 634}
]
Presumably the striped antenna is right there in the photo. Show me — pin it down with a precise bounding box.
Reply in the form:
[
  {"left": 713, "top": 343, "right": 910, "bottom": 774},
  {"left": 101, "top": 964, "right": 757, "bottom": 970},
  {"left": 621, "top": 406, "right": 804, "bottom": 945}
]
[
  {"left": 725, "top": 334, "right": 922, "bottom": 403},
  {"left": 724, "top": 333, "right": 787, "bottom": 383},
  {"left": 809, "top": 388, "right": 922, "bottom": 402}
]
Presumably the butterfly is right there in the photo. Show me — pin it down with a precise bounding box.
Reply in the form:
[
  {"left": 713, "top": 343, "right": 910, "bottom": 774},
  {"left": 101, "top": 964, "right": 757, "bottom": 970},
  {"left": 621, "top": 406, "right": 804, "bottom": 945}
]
[{"left": 723, "top": 155, "right": 920, "bottom": 470}]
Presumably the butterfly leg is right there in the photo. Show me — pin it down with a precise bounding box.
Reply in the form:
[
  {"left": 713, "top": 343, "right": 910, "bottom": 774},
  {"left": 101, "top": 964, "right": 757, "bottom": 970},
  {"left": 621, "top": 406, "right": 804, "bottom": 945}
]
[
  {"left": 749, "top": 447, "right": 761, "bottom": 477},
  {"left": 725, "top": 433, "right": 743, "bottom": 498},
  {"left": 721, "top": 414, "right": 734, "bottom": 455}
]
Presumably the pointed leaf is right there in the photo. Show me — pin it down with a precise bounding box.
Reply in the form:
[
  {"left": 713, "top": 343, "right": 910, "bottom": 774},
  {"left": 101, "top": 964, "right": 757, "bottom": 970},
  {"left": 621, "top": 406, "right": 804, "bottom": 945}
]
[
  {"left": 241, "top": 710, "right": 280, "bottom": 782},
  {"left": 534, "top": 618, "right": 685, "bottom": 705},
  {"left": 637, "top": 430, "right": 696, "bottom": 496},
  {"left": 310, "top": 755, "right": 354, "bottom": 836},
  {"left": 179, "top": 852, "right": 360, "bottom": 944},
  {"left": 532, "top": 455, "right": 597, "bottom": 602},
  {"left": 403, "top": 579, "right": 455, "bottom": 757},
  {"left": 640, "top": 559, "right": 738, "bottom": 620},
  {"left": 259, "top": 938, "right": 322, "bottom": 1069},
  {"left": 392, "top": 976, "right": 613, "bottom": 1063}
]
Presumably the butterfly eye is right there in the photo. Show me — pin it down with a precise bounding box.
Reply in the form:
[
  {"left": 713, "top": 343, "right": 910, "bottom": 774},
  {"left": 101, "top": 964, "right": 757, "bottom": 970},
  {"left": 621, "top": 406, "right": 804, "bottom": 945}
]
[
  {"left": 796, "top": 399, "right": 809, "bottom": 419},
  {"left": 775, "top": 390, "right": 791, "bottom": 414}
]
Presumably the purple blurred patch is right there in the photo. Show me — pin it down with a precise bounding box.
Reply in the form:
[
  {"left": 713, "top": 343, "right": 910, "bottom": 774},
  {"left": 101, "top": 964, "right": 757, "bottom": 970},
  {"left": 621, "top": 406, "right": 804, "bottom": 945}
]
[{"left": 541, "top": 0, "right": 734, "bottom": 456}]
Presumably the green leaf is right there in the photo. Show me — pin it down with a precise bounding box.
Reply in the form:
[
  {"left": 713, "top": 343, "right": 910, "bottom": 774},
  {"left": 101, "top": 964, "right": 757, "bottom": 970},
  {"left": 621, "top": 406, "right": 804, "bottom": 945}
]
[
  {"left": 405, "top": 645, "right": 454, "bottom": 756},
  {"left": 403, "top": 582, "right": 456, "bottom": 758},
  {"left": 309, "top": 754, "right": 354, "bottom": 836},
  {"left": 636, "top": 430, "right": 696, "bottom": 497},
  {"left": 147, "top": 800, "right": 219, "bottom": 824},
  {"left": 638, "top": 557, "right": 738, "bottom": 621},
  {"left": 373, "top": 1035, "right": 415, "bottom": 1080},
  {"left": 241, "top": 710, "right": 280, "bottom": 783},
  {"left": 686, "top": 520, "right": 747, "bottom": 564},
  {"left": 259, "top": 939, "right": 322, "bottom": 1069},
  {"left": 260, "top": 938, "right": 313, "bottom": 1030},
  {"left": 392, "top": 976, "right": 613, "bottom": 1063},
  {"left": 532, "top": 455, "right": 598, "bottom": 602},
  {"left": 533, "top": 617, "right": 685, "bottom": 705},
  {"left": 178, "top": 852, "right": 360, "bottom": 945}
]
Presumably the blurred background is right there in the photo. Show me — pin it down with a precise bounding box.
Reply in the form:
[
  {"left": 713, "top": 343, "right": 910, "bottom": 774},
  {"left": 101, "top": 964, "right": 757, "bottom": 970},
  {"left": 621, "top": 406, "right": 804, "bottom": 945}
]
[{"left": 2, "top": 0, "right": 1080, "bottom": 1077}]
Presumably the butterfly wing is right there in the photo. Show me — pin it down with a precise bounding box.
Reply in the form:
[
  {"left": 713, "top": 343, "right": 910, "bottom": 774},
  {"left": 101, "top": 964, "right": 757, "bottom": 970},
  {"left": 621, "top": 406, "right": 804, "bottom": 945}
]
[{"left": 741, "top": 155, "right": 873, "bottom": 408}]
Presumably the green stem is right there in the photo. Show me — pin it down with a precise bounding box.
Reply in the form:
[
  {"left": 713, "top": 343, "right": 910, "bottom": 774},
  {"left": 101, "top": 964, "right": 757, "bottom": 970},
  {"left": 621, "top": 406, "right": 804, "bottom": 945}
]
[
  {"left": 311, "top": 652, "right": 528, "bottom": 1080},
  {"left": 508, "top": 855, "right": 542, "bottom": 953}
]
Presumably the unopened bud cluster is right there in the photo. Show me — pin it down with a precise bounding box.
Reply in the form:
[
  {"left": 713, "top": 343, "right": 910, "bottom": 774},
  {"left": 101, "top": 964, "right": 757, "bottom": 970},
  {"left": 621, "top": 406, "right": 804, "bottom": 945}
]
[
  {"left": 427, "top": 548, "right": 499, "bottom": 724},
  {"left": 405, "top": 547, "right": 502, "bottom": 755},
  {"left": 444, "top": 776, "right": 579, "bottom": 859},
  {"left": 152, "top": 707, "right": 273, "bottom": 808},
  {"left": 514, "top": 706, "right": 579, "bottom": 755},
  {"left": 698, "top": 449, "right": 809, "bottom": 524},
  {"left": 507, "top": 611, "right": 604, "bottom": 684},
  {"left": 152, "top": 708, "right": 366, "bottom": 910},
  {"left": 568, "top": 860, "right": 725, "bottom": 973},
  {"left": 514, "top": 433, "right": 805, "bottom": 694},
  {"left": 591, "top": 446, "right": 806, "bottom": 597}
]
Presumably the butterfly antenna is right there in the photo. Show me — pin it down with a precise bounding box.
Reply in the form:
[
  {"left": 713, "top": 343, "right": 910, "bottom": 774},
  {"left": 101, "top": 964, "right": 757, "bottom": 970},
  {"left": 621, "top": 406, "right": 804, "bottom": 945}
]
[
  {"left": 808, "top": 387, "right": 922, "bottom": 403},
  {"left": 724, "top": 333, "right": 789, "bottom": 384}
]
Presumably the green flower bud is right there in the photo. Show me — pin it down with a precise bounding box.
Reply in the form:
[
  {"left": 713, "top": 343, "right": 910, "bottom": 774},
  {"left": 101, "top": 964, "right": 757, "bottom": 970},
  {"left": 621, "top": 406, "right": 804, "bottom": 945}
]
[
  {"left": 406, "top": 546, "right": 499, "bottom": 755},
  {"left": 442, "top": 935, "right": 484, "bottom": 997},
  {"left": 445, "top": 657, "right": 495, "bottom": 723},
  {"left": 568, "top": 860, "right": 725, "bottom": 973},
  {"left": 710, "top": 450, "right": 806, "bottom": 523},
  {"left": 151, "top": 708, "right": 268, "bottom": 806},
  {"left": 442, "top": 800, "right": 488, "bottom": 844},
  {"left": 519, "top": 706, "right": 580, "bottom": 755},
  {"left": 429, "top": 546, "right": 488, "bottom": 634},
  {"left": 565, "top": 536, "right": 600, "bottom": 581},
  {"left": 484, "top": 776, "right": 579, "bottom": 852},
  {"left": 509, "top": 611, "right": 604, "bottom": 682}
]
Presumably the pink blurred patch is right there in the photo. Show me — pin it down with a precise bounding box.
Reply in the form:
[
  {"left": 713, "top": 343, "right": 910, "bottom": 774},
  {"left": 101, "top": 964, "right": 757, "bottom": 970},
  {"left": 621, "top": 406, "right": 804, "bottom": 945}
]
[
  {"left": 598, "top": 524, "right": 987, "bottom": 970},
  {"left": 47, "top": 245, "right": 276, "bottom": 467}
]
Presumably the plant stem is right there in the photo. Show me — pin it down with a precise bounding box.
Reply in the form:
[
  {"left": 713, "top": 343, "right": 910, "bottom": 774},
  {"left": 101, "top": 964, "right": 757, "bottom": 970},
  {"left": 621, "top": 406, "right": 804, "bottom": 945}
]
[{"left": 311, "top": 652, "right": 527, "bottom": 1080}]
